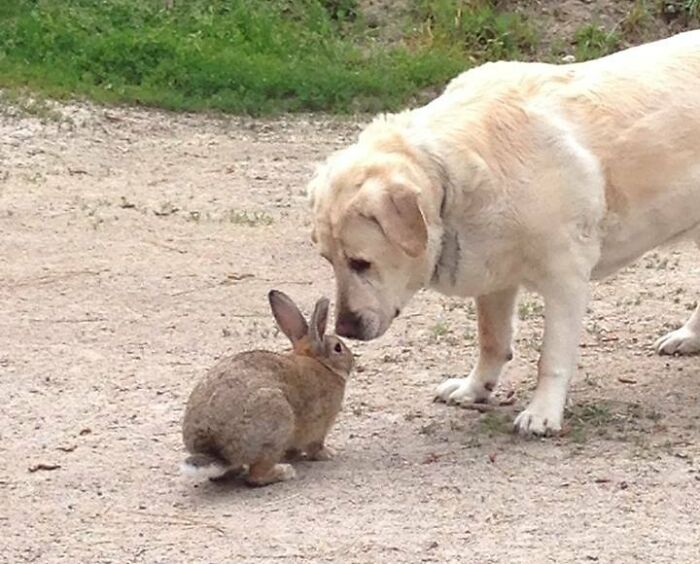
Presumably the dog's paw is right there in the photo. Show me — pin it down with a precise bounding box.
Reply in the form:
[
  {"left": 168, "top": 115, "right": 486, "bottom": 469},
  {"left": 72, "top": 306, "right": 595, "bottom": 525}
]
[
  {"left": 654, "top": 327, "right": 700, "bottom": 356},
  {"left": 513, "top": 405, "right": 562, "bottom": 436},
  {"left": 434, "top": 377, "right": 491, "bottom": 406}
]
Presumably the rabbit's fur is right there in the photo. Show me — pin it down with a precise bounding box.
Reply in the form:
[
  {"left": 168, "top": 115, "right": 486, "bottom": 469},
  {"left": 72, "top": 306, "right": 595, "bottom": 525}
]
[{"left": 182, "top": 290, "right": 353, "bottom": 486}]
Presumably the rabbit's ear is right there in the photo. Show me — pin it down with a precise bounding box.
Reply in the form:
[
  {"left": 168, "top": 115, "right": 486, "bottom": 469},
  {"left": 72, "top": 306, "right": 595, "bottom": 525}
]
[
  {"left": 309, "top": 297, "right": 330, "bottom": 349},
  {"left": 268, "top": 290, "right": 308, "bottom": 344}
]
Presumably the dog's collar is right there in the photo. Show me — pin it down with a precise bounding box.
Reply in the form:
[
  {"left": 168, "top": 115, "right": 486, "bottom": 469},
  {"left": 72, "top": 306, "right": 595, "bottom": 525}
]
[{"left": 424, "top": 150, "right": 455, "bottom": 287}]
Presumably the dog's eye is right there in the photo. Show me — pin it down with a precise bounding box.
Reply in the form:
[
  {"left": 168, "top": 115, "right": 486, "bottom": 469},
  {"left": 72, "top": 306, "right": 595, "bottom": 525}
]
[
  {"left": 348, "top": 258, "right": 370, "bottom": 273},
  {"left": 334, "top": 343, "right": 342, "bottom": 353}
]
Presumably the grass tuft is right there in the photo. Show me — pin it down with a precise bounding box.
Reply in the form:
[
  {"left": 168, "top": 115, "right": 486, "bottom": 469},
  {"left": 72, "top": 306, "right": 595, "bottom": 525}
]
[
  {"left": 413, "top": 0, "right": 539, "bottom": 61},
  {"left": 572, "top": 24, "right": 620, "bottom": 61}
]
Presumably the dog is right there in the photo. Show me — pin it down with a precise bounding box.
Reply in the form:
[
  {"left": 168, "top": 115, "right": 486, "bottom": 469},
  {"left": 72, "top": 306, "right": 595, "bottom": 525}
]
[{"left": 307, "top": 31, "right": 700, "bottom": 436}]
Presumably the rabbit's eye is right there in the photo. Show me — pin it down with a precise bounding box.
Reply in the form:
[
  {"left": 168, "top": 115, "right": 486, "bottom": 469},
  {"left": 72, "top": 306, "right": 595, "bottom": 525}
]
[
  {"left": 334, "top": 343, "right": 342, "bottom": 353},
  {"left": 348, "top": 258, "right": 370, "bottom": 273}
]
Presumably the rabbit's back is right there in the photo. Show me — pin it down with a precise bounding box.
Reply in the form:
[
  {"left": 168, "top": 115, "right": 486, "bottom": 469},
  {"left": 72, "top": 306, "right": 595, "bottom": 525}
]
[{"left": 182, "top": 351, "right": 296, "bottom": 466}]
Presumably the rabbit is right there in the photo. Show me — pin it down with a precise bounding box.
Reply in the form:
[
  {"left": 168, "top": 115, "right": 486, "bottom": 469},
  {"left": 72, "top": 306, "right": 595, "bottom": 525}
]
[{"left": 181, "top": 290, "right": 353, "bottom": 487}]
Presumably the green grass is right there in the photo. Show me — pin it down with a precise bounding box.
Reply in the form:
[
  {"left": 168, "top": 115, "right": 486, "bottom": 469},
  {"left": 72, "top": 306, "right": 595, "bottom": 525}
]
[
  {"left": 0, "top": 0, "right": 538, "bottom": 115},
  {"left": 413, "top": 0, "right": 539, "bottom": 61},
  {"left": 478, "top": 412, "right": 512, "bottom": 436},
  {"left": 659, "top": 0, "right": 700, "bottom": 19},
  {"left": 686, "top": 0, "right": 700, "bottom": 17},
  {"left": 518, "top": 298, "right": 544, "bottom": 321},
  {"left": 0, "top": 0, "right": 452, "bottom": 115},
  {"left": 572, "top": 24, "right": 620, "bottom": 61}
]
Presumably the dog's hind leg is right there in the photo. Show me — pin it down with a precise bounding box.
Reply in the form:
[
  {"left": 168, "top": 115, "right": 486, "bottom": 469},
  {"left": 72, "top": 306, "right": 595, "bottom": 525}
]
[
  {"left": 654, "top": 239, "right": 700, "bottom": 355},
  {"left": 435, "top": 287, "right": 518, "bottom": 405}
]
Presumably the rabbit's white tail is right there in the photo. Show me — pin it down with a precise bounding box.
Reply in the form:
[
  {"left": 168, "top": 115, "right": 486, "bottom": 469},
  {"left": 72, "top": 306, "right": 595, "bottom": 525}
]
[{"left": 181, "top": 453, "right": 230, "bottom": 480}]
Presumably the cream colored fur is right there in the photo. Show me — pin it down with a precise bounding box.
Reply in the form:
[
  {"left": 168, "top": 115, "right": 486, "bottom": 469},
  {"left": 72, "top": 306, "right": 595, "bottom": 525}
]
[{"left": 308, "top": 31, "right": 700, "bottom": 435}]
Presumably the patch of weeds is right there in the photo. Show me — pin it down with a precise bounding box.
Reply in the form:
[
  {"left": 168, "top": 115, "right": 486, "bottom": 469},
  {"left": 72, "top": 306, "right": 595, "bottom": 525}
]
[
  {"left": 478, "top": 411, "right": 512, "bottom": 436},
  {"left": 565, "top": 401, "right": 614, "bottom": 443},
  {"left": 621, "top": 0, "right": 653, "bottom": 37},
  {"left": 0, "top": 90, "right": 63, "bottom": 121},
  {"left": 658, "top": 0, "right": 700, "bottom": 22},
  {"left": 430, "top": 319, "right": 452, "bottom": 342},
  {"left": 319, "top": 0, "right": 358, "bottom": 22},
  {"left": 517, "top": 333, "right": 541, "bottom": 353},
  {"left": 572, "top": 24, "right": 620, "bottom": 61},
  {"left": 227, "top": 209, "right": 274, "bottom": 227},
  {"left": 462, "top": 327, "right": 475, "bottom": 343},
  {"left": 518, "top": 299, "right": 544, "bottom": 321},
  {"left": 19, "top": 171, "right": 44, "bottom": 185},
  {"left": 184, "top": 208, "right": 274, "bottom": 225},
  {"left": 545, "top": 37, "right": 571, "bottom": 63},
  {"left": 688, "top": 0, "right": 700, "bottom": 18},
  {"left": 565, "top": 400, "right": 661, "bottom": 444},
  {"left": 627, "top": 433, "right": 656, "bottom": 459},
  {"left": 413, "top": 0, "right": 540, "bottom": 61},
  {"left": 615, "top": 294, "right": 643, "bottom": 307},
  {"left": 442, "top": 299, "right": 475, "bottom": 317}
]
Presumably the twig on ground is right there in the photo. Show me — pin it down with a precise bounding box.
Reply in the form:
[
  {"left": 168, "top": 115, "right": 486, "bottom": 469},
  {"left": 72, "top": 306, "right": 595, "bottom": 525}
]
[
  {"left": 29, "top": 317, "right": 106, "bottom": 323},
  {"left": 457, "top": 395, "right": 517, "bottom": 413},
  {"left": 4, "top": 269, "right": 107, "bottom": 289},
  {"left": 28, "top": 463, "right": 61, "bottom": 473},
  {"left": 133, "top": 511, "right": 227, "bottom": 535},
  {"left": 146, "top": 240, "right": 188, "bottom": 254}
]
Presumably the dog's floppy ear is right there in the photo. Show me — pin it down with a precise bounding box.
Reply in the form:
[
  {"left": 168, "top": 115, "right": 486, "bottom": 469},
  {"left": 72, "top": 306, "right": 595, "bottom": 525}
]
[{"left": 372, "top": 184, "right": 428, "bottom": 258}]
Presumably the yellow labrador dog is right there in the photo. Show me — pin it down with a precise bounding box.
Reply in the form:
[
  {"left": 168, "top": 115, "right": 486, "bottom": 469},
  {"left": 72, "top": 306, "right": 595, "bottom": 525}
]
[{"left": 307, "top": 31, "right": 700, "bottom": 436}]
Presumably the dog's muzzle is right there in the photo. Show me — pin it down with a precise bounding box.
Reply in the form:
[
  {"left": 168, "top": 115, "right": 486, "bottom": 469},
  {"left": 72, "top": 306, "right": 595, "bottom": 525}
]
[{"left": 336, "top": 311, "right": 366, "bottom": 340}]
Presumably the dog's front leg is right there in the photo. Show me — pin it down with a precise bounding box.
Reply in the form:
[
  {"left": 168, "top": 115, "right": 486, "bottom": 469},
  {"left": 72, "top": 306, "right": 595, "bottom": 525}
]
[
  {"left": 513, "top": 277, "right": 589, "bottom": 436},
  {"left": 435, "top": 287, "right": 518, "bottom": 405}
]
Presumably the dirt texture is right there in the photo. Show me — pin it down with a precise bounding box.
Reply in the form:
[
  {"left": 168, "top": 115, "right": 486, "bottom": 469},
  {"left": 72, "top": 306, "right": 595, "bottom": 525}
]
[{"left": 1, "top": 102, "right": 699, "bottom": 564}]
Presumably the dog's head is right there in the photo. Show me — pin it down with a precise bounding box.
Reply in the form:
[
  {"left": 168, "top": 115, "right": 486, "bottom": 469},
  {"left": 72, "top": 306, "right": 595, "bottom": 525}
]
[{"left": 307, "top": 122, "right": 438, "bottom": 341}]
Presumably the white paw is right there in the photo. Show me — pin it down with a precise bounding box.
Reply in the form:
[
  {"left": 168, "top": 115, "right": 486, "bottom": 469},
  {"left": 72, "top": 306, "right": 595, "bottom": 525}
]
[
  {"left": 434, "top": 377, "right": 491, "bottom": 406},
  {"left": 276, "top": 463, "right": 297, "bottom": 481},
  {"left": 513, "top": 404, "right": 563, "bottom": 436},
  {"left": 654, "top": 327, "right": 700, "bottom": 356}
]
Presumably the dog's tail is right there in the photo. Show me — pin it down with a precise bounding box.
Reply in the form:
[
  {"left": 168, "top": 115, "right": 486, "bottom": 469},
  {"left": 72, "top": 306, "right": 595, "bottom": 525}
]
[{"left": 180, "top": 453, "right": 231, "bottom": 480}]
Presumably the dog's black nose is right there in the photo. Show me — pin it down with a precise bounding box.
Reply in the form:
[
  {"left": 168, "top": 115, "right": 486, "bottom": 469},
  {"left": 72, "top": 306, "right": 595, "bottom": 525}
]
[{"left": 336, "top": 311, "right": 363, "bottom": 340}]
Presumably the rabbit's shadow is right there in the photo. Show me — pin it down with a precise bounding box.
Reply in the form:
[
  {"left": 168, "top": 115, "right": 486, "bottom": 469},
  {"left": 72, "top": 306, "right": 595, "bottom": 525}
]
[
  {"left": 189, "top": 459, "right": 327, "bottom": 497},
  {"left": 197, "top": 469, "right": 252, "bottom": 493}
]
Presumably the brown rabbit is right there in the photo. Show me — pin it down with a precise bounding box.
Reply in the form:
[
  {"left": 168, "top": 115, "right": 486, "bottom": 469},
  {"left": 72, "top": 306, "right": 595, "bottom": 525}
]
[{"left": 181, "top": 290, "right": 353, "bottom": 486}]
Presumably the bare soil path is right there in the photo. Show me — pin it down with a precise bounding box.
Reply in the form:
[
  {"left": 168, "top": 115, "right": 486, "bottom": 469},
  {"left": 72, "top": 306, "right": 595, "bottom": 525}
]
[{"left": 1, "top": 103, "right": 698, "bottom": 563}]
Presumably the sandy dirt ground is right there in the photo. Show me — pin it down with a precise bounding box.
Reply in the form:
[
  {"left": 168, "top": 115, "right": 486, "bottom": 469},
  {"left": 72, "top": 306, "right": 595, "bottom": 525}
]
[{"left": 1, "top": 103, "right": 699, "bottom": 564}]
